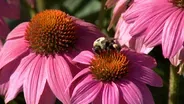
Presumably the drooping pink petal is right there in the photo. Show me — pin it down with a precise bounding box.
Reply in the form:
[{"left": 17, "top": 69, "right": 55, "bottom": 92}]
[
  {"left": 169, "top": 48, "right": 182, "bottom": 66},
  {"left": 102, "top": 82, "right": 119, "bottom": 104},
  {"left": 67, "top": 68, "right": 92, "bottom": 95},
  {"left": 0, "top": 38, "right": 29, "bottom": 70},
  {"left": 115, "top": 18, "right": 132, "bottom": 45},
  {"left": 0, "top": 55, "right": 23, "bottom": 85},
  {"left": 23, "top": 55, "right": 47, "bottom": 104},
  {"left": 123, "top": 2, "right": 156, "bottom": 23},
  {"left": 0, "top": 0, "right": 20, "bottom": 19},
  {"left": 143, "top": 7, "right": 177, "bottom": 47},
  {"left": 115, "top": 17, "right": 153, "bottom": 54},
  {"left": 72, "top": 51, "right": 94, "bottom": 65},
  {"left": 128, "top": 62, "right": 163, "bottom": 87},
  {"left": 108, "top": 0, "right": 127, "bottom": 30},
  {"left": 62, "top": 53, "right": 84, "bottom": 77},
  {"left": 122, "top": 47, "right": 156, "bottom": 68},
  {"left": 92, "top": 88, "right": 103, "bottom": 104},
  {"left": 0, "top": 22, "right": 29, "bottom": 70},
  {"left": 70, "top": 72, "right": 94, "bottom": 95},
  {"left": 118, "top": 79, "right": 143, "bottom": 104},
  {"left": 38, "top": 83, "right": 56, "bottom": 104},
  {"left": 0, "top": 82, "right": 9, "bottom": 96},
  {"left": 130, "top": 5, "right": 173, "bottom": 37},
  {"left": 46, "top": 54, "right": 72, "bottom": 104},
  {"left": 128, "top": 36, "right": 153, "bottom": 54},
  {"left": 162, "top": 9, "right": 184, "bottom": 58},
  {"left": 132, "top": 80, "right": 155, "bottom": 104},
  {"left": 5, "top": 53, "right": 36, "bottom": 103},
  {"left": 74, "top": 18, "right": 103, "bottom": 51},
  {"left": 71, "top": 80, "right": 103, "bottom": 104},
  {"left": 69, "top": 68, "right": 91, "bottom": 87},
  {"left": 6, "top": 22, "right": 29, "bottom": 40},
  {"left": 0, "top": 17, "right": 10, "bottom": 39}
]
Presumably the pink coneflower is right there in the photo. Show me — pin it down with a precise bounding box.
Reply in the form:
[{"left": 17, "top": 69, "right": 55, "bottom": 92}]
[
  {"left": 70, "top": 47, "right": 163, "bottom": 104},
  {"left": 123, "top": 0, "right": 184, "bottom": 68},
  {"left": 0, "top": 9, "right": 103, "bottom": 104}
]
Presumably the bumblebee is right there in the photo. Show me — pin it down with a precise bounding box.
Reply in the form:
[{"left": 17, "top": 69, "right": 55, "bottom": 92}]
[{"left": 92, "top": 37, "right": 121, "bottom": 54}]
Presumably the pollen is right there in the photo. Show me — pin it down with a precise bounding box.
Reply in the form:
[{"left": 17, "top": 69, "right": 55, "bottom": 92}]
[
  {"left": 171, "top": 0, "right": 184, "bottom": 8},
  {"left": 90, "top": 50, "right": 129, "bottom": 82},
  {"left": 25, "top": 10, "right": 77, "bottom": 55}
]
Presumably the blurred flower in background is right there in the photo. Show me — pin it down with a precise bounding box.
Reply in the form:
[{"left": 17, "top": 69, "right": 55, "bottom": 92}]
[
  {"left": 70, "top": 47, "right": 162, "bottom": 104},
  {"left": 0, "top": 0, "right": 20, "bottom": 39},
  {"left": 0, "top": 0, "right": 20, "bottom": 99},
  {"left": 26, "top": 0, "right": 35, "bottom": 8},
  {"left": 0, "top": 9, "right": 103, "bottom": 104}
]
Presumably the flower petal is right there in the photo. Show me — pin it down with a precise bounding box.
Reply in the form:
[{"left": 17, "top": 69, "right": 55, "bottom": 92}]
[
  {"left": 128, "top": 62, "right": 163, "bottom": 87},
  {"left": 68, "top": 68, "right": 91, "bottom": 87},
  {"left": 74, "top": 18, "right": 103, "bottom": 51},
  {"left": 143, "top": 7, "right": 177, "bottom": 47},
  {"left": 23, "top": 55, "right": 47, "bottom": 104},
  {"left": 0, "top": 55, "right": 23, "bottom": 84},
  {"left": 169, "top": 48, "right": 182, "bottom": 66},
  {"left": 0, "top": 82, "right": 9, "bottom": 96},
  {"left": 46, "top": 54, "right": 72, "bottom": 104},
  {"left": 73, "top": 51, "right": 94, "bottom": 65},
  {"left": 108, "top": 0, "right": 127, "bottom": 30},
  {"left": 66, "top": 68, "right": 92, "bottom": 95},
  {"left": 7, "top": 22, "right": 29, "bottom": 40},
  {"left": 115, "top": 18, "right": 132, "bottom": 46},
  {"left": 118, "top": 79, "right": 143, "bottom": 104},
  {"left": 37, "top": 83, "right": 56, "bottom": 104},
  {"left": 63, "top": 53, "right": 84, "bottom": 77},
  {"left": 0, "top": 0, "right": 20, "bottom": 19},
  {"left": 5, "top": 53, "right": 36, "bottom": 103},
  {"left": 130, "top": 5, "right": 172, "bottom": 37},
  {"left": 123, "top": 2, "right": 156, "bottom": 23},
  {"left": 122, "top": 47, "right": 156, "bottom": 68},
  {"left": 128, "top": 36, "right": 153, "bottom": 54},
  {"left": 71, "top": 80, "right": 103, "bottom": 104},
  {"left": 102, "top": 82, "right": 119, "bottom": 104},
  {"left": 132, "top": 80, "right": 154, "bottom": 104},
  {"left": 162, "top": 9, "right": 184, "bottom": 58},
  {"left": 0, "top": 17, "right": 10, "bottom": 39},
  {"left": 0, "top": 38, "right": 28, "bottom": 70}
]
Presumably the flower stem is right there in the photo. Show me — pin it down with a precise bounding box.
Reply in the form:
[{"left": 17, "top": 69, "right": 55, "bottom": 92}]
[
  {"left": 98, "top": 0, "right": 106, "bottom": 29},
  {"left": 168, "top": 65, "right": 180, "bottom": 104},
  {"left": 29, "top": 7, "right": 36, "bottom": 18},
  {"left": 36, "top": 0, "right": 45, "bottom": 12}
]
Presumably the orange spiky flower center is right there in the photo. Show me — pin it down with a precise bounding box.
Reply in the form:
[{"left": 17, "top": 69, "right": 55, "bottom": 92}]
[
  {"left": 25, "top": 10, "right": 77, "bottom": 55},
  {"left": 90, "top": 50, "right": 129, "bottom": 82},
  {"left": 171, "top": 0, "right": 184, "bottom": 8}
]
